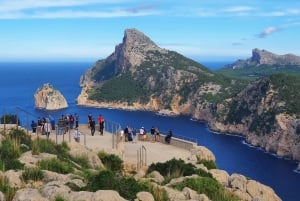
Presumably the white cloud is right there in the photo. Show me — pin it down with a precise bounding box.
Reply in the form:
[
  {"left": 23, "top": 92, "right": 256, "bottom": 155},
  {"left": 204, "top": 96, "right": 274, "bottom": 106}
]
[
  {"left": 257, "top": 26, "right": 282, "bottom": 38},
  {"left": 223, "top": 6, "right": 254, "bottom": 13}
]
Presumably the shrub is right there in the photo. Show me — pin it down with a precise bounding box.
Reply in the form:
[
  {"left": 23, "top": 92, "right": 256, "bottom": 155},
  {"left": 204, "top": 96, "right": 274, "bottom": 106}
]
[
  {"left": 98, "top": 151, "right": 123, "bottom": 172},
  {"left": 38, "top": 158, "right": 73, "bottom": 174},
  {"left": 0, "top": 114, "right": 20, "bottom": 124},
  {"left": 68, "top": 154, "right": 90, "bottom": 169},
  {"left": 22, "top": 167, "right": 44, "bottom": 181},
  {"left": 197, "top": 159, "right": 218, "bottom": 169},
  {"left": 54, "top": 195, "right": 67, "bottom": 201},
  {"left": 172, "top": 177, "right": 240, "bottom": 201},
  {"left": 147, "top": 158, "right": 196, "bottom": 181},
  {"left": 85, "top": 170, "right": 148, "bottom": 200},
  {"left": 0, "top": 138, "right": 24, "bottom": 170},
  {"left": 0, "top": 174, "right": 18, "bottom": 201},
  {"left": 8, "top": 128, "right": 32, "bottom": 148},
  {"left": 33, "top": 138, "right": 57, "bottom": 154},
  {"left": 141, "top": 181, "right": 169, "bottom": 201}
]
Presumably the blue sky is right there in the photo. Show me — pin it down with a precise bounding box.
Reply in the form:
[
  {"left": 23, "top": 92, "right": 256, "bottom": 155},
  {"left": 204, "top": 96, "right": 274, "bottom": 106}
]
[{"left": 0, "top": 0, "right": 299, "bottom": 62}]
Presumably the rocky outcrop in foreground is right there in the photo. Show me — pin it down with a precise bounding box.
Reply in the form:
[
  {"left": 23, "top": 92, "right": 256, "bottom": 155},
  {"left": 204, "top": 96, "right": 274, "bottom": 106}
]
[
  {"left": 0, "top": 136, "right": 281, "bottom": 201},
  {"left": 34, "top": 83, "right": 68, "bottom": 110}
]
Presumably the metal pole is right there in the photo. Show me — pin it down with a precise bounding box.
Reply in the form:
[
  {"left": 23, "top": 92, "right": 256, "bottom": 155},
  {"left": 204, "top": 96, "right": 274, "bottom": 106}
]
[{"left": 55, "top": 125, "right": 58, "bottom": 144}]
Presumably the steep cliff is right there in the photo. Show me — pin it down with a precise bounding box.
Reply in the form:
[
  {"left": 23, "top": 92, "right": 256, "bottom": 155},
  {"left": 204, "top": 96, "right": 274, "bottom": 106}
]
[
  {"left": 210, "top": 74, "right": 300, "bottom": 160},
  {"left": 78, "top": 28, "right": 245, "bottom": 116},
  {"left": 226, "top": 48, "right": 300, "bottom": 69},
  {"left": 78, "top": 28, "right": 300, "bottom": 163},
  {"left": 34, "top": 83, "right": 68, "bottom": 110}
]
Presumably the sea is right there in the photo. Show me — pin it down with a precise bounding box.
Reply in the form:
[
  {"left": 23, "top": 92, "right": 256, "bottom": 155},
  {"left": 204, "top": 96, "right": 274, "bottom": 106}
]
[{"left": 0, "top": 61, "right": 299, "bottom": 201}]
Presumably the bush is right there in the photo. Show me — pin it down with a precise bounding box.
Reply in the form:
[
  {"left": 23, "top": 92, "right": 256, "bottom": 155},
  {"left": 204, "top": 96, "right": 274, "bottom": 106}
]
[
  {"left": 38, "top": 158, "right": 73, "bottom": 174},
  {"left": 197, "top": 159, "right": 218, "bottom": 169},
  {"left": 147, "top": 158, "right": 196, "bottom": 181},
  {"left": 172, "top": 177, "right": 240, "bottom": 201},
  {"left": 98, "top": 151, "right": 123, "bottom": 172},
  {"left": 0, "top": 114, "right": 20, "bottom": 124},
  {"left": 0, "top": 174, "right": 18, "bottom": 201},
  {"left": 0, "top": 137, "right": 24, "bottom": 170},
  {"left": 85, "top": 170, "right": 148, "bottom": 200},
  {"left": 68, "top": 154, "right": 90, "bottom": 169},
  {"left": 8, "top": 128, "right": 32, "bottom": 148},
  {"left": 22, "top": 167, "right": 44, "bottom": 181}
]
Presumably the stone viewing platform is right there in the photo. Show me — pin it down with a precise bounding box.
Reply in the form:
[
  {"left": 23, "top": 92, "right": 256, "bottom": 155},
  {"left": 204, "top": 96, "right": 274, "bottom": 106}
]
[{"left": 33, "top": 124, "right": 195, "bottom": 166}]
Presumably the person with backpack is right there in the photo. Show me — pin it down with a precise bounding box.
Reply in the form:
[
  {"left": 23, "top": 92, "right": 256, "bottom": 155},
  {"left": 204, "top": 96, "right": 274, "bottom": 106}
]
[{"left": 98, "top": 114, "right": 104, "bottom": 135}]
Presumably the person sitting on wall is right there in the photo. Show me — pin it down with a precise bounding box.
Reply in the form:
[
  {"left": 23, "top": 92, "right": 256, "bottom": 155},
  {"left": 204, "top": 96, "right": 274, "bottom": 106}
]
[{"left": 165, "top": 129, "right": 173, "bottom": 144}]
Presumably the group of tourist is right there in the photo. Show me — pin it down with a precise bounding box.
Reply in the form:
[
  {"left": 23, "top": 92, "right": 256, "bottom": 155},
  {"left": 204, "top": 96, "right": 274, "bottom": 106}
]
[
  {"left": 31, "top": 113, "right": 80, "bottom": 138},
  {"left": 87, "top": 113, "right": 105, "bottom": 136},
  {"left": 31, "top": 113, "right": 174, "bottom": 144},
  {"left": 122, "top": 125, "right": 173, "bottom": 144}
]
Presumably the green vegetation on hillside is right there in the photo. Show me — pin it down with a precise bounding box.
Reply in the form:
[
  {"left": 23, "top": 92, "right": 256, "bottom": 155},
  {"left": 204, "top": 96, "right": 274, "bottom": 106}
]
[
  {"left": 270, "top": 74, "right": 300, "bottom": 117},
  {"left": 217, "top": 65, "right": 300, "bottom": 79},
  {"left": 89, "top": 73, "right": 149, "bottom": 104}
]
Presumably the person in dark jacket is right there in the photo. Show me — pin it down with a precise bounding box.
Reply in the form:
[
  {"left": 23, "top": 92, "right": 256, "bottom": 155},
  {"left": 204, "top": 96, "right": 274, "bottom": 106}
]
[{"left": 165, "top": 129, "right": 173, "bottom": 144}]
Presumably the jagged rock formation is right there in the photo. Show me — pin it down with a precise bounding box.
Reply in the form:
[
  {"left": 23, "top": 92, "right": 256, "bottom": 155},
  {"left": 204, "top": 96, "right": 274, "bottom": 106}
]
[
  {"left": 78, "top": 28, "right": 230, "bottom": 116},
  {"left": 34, "top": 83, "right": 68, "bottom": 110},
  {"left": 226, "top": 48, "right": 300, "bottom": 69},
  {"left": 77, "top": 28, "right": 300, "bottom": 166}
]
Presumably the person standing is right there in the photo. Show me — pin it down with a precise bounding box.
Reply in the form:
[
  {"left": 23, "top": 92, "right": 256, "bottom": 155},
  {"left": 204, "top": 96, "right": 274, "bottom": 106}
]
[
  {"left": 150, "top": 126, "right": 155, "bottom": 142},
  {"left": 90, "top": 118, "right": 96, "bottom": 136},
  {"left": 73, "top": 128, "right": 81, "bottom": 143},
  {"left": 75, "top": 113, "right": 79, "bottom": 128},
  {"left": 132, "top": 127, "right": 137, "bottom": 143},
  {"left": 31, "top": 120, "right": 37, "bottom": 133},
  {"left": 44, "top": 118, "right": 52, "bottom": 138},
  {"left": 165, "top": 129, "right": 173, "bottom": 144},
  {"left": 98, "top": 114, "right": 104, "bottom": 135}
]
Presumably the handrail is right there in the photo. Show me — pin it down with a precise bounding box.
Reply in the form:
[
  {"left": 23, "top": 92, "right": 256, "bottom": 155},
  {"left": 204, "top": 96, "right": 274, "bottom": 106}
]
[{"left": 137, "top": 145, "right": 147, "bottom": 170}]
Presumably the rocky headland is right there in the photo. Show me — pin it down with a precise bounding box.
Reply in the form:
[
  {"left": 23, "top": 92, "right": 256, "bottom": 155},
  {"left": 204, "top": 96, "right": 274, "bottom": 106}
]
[
  {"left": 77, "top": 28, "right": 300, "bottom": 167},
  {"left": 34, "top": 83, "right": 68, "bottom": 110},
  {"left": 225, "top": 48, "right": 300, "bottom": 69}
]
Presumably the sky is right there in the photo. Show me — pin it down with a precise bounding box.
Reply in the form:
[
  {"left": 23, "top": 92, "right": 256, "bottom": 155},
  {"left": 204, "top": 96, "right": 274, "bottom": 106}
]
[{"left": 0, "top": 0, "right": 299, "bottom": 62}]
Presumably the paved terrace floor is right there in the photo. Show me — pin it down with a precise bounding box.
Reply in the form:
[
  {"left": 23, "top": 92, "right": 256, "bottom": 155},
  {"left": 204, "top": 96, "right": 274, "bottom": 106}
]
[{"left": 36, "top": 125, "right": 192, "bottom": 166}]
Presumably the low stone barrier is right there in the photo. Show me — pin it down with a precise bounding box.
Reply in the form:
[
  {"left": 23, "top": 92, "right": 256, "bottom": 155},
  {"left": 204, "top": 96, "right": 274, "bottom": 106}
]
[{"left": 158, "top": 134, "right": 197, "bottom": 151}]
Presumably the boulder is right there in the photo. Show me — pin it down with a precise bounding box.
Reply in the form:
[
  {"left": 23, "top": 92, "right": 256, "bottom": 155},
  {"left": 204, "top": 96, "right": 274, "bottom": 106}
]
[
  {"left": 135, "top": 192, "right": 154, "bottom": 201},
  {"left": 191, "top": 146, "right": 216, "bottom": 162},
  {"left": 34, "top": 83, "right": 68, "bottom": 110},
  {"left": 12, "top": 188, "right": 48, "bottom": 201},
  {"left": 209, "top": 169, "right": 229, "bottom": 187},
  {"left": 5, "top": 170, "right": 23, "bottom": 188},
  {"left": 18, "top": 151, "right": 57, "bottom": 168},
  {"left": 68, "top": 142, "right": 104, "bottom": 169},
  {"left": 246, "top": 180, "right": 282, "bottom": 201}
]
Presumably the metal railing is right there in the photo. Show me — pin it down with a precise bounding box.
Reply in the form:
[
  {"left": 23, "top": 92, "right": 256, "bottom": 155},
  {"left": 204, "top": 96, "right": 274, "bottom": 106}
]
[{"left": 137, "top": 145, "right": 147, "bottom": 170}]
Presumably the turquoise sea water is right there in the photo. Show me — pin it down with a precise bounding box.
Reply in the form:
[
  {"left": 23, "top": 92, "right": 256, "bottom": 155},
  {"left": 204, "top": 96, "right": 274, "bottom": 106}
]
[{"left": 0, "top": 62, "right": 299, "bottom": 201}]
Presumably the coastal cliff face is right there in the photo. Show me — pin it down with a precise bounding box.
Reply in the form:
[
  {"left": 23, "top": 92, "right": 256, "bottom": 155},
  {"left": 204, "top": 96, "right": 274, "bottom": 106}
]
[
  {"left": 77, "top": 28, "right": 300, "bottom": 163},
  {"left": 34, "top": 83, "right": 68, "bottom": 110},
  {"left": 226, "top": 48, "right": 300, "bottom": 69},
  {"left": 210, "top": 77, "right": 300, "bottom": 160}
]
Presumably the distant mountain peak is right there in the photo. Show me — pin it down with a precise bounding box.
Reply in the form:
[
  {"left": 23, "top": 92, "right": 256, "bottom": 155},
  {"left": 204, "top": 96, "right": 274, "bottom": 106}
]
[{"left": 228, "top": 48, "right": 300, "bottom": 69}]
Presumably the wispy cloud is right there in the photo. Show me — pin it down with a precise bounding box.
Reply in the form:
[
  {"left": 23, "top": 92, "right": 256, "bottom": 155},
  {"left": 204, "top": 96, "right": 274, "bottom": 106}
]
[
  {"left": 257, "top": 26, "right": 282, "bottom": 38},
  {"left": 0, "top": 0, "right": 158, "bottom": 19},
  {"left": 223, "top": 6, "right": 254, "bottom": 13},
  {"left": 126, "top": 4, "right": 158, "bottom": 14},
  {"left": 257, "top": 21, "right": 300, "bottom": 38}
]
